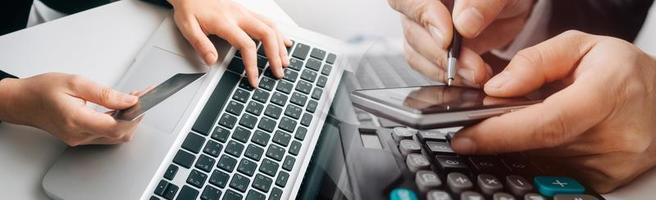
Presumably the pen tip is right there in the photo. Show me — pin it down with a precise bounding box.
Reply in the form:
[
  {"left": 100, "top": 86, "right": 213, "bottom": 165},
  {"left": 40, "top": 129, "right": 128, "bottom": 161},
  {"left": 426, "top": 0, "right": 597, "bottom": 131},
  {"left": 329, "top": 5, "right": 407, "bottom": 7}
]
[{"left": 447, "top": 79, "right": 453, "bottom": 86}]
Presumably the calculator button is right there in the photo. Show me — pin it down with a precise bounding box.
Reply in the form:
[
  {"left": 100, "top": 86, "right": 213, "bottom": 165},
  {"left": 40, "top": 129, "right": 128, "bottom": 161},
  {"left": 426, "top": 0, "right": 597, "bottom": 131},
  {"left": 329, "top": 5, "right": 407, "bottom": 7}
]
[
  {"left": 553, "top": 194, "right": 599, "bottom": 200},
  {"left": 506, "top": 175, "right": 534, "bottom": 196},
  {"left": 389, "top": 188, "right": 418, "bottom": 200},
  {"left": 459, "top": 191, "right": 482, "bottom": 200},
  {"left": 446, "top": 172, "right": 473, "bottom": 193},
  {"left": 492, "top": 192, "right": 515, "bottom": 200},
  {"left": 533, "top": 176, "right": 585, "bottom": 197},
  {"left": 406, "top": 153, "right": 430, "bottom": 173},
  {"left": 399, "top": 140, "right": 421, "bottom": 157},
  {"left": 416, "top": 170, "right": 442, "bottom": 192},
  {"left": 477, "top": 174, "right": 503, "bottom": 195},
  {"left": 426, "top": 190, "right": 452, "bottom": 200}
]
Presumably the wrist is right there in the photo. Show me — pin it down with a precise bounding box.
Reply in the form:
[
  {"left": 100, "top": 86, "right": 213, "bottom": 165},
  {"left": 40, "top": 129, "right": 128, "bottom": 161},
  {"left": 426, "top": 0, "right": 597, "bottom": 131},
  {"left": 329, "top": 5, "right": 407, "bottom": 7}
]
[{"left": 0, "top": 78, "right": 21, "bottom": 123}]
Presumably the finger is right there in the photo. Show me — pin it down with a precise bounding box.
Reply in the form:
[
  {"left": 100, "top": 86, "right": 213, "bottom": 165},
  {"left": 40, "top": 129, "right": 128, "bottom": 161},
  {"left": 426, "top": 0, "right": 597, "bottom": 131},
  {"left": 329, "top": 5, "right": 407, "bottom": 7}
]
[
  {"left": 69, "top": 76, "right": 137, "bottom": 109},
  {"left": 71, "top": 106, "right": 120, "bottom": 137},
  {"left": 240, "top": 15, "right": 284, "bottom": 79},
  {"left": 253, "top": 13, "right": 290, "bottom": 67},
  {"left": 209, "top": 22, "right": 260, "bottom": 87},
  {"left": 452, "top": 0, "right": 515, "bottom": 37},
  {"left": 484, "top": 30, "right": 600, "bottom": 97},
  {"left": 462, "top": 15, "right": 527, "bottom": 54},
  {"left": 403, "top": 41, "right": 478, "bottom": 87},
  {"left": 388, "top": 0, "right": 453, "bottom": 47},
  {"left": 174, "top": 14, "right": 218, "bottom": 65}
]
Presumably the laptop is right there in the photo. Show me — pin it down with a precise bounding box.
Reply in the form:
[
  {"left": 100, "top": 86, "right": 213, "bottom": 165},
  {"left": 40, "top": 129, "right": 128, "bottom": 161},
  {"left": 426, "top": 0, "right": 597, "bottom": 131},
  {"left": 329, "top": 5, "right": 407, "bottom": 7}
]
[{"left": 42, "top": 12, "right": 346, "bottom": 200}]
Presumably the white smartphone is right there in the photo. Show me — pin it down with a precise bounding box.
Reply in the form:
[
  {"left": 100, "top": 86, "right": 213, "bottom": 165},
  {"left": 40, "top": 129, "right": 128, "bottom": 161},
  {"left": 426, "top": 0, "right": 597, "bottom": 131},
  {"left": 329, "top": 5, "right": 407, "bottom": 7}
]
[{"left": 351, "top": 85, "right": 543, "bottom": 129}]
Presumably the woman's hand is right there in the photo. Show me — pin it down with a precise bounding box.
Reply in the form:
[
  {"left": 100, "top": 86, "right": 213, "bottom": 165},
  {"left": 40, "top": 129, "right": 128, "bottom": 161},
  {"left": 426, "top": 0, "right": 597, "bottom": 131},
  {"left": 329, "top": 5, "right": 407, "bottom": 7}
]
[
  {"left": 451, "top": 31, "right": 656, "bottom": 192},
  {"left": 0, "top": 73, "right": 142, "bottom": 146},
  {"left": 170, "top": 0, "right": 292, "bottom": 87}
]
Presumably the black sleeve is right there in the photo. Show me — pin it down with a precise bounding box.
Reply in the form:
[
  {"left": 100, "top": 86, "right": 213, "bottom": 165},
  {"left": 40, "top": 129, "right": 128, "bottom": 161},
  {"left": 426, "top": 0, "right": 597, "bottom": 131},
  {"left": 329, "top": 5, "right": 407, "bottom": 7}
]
[
  {"left": 0, "top": 0, "right": 33, "bottom": 36},
  {"left": 141, "top": 0, "right": 173, "bottom": 9},
  {"left": 549, "top": 0, "right": 655, "bottom": 42},
  {"left": 0, "top": 70, "right": 18, "bottom": 80}
]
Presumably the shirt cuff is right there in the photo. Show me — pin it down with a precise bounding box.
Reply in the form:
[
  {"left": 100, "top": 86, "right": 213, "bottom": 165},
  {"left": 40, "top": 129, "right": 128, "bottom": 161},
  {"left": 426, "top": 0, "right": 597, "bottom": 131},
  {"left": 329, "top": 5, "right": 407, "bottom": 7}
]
[{"left": 491, "top": 0, "right": 552, "bottom": 60}]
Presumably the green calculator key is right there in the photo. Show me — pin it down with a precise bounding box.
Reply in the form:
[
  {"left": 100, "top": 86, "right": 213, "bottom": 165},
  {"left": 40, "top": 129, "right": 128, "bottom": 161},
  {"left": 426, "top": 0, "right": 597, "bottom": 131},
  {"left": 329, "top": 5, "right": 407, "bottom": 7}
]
[{"left": 534, "top": 176, "right": 585, "bottom": 197}]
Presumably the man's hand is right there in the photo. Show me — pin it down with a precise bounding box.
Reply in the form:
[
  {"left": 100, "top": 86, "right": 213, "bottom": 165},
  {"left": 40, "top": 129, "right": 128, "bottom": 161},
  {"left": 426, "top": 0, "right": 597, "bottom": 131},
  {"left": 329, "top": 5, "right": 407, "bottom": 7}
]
[
  {"left": 451, "top": 31, "right": 656, "bottom": 193},
  {"left": 170, "top": 0, "right": 292, "bottom": 87},
  {"left": 0, "top": 73, "right": 142, "bottom": 146},
  {"left": 388, "top": 0, "right": 534, "bottom": 86}
]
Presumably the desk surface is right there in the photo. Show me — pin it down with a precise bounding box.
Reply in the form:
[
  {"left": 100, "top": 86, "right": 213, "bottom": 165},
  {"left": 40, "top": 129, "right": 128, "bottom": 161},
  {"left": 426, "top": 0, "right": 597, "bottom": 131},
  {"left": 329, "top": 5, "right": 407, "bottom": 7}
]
[{"left": 0, "top": 0, "right": 655, "bottom": 199}]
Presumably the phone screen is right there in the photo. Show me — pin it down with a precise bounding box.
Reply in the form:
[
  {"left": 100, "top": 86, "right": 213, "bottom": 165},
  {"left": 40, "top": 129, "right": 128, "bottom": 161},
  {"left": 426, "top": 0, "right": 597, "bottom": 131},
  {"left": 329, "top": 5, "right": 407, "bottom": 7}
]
[{"left": 354, "top": 86, "right": 542, "bottom": 114}]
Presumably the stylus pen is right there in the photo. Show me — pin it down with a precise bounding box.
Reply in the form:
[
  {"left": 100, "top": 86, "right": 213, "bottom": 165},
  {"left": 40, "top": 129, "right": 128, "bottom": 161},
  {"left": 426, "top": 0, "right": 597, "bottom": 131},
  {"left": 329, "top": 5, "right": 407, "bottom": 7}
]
[{"left": 446, "top": 30, "right": 462, "bottom": 86}]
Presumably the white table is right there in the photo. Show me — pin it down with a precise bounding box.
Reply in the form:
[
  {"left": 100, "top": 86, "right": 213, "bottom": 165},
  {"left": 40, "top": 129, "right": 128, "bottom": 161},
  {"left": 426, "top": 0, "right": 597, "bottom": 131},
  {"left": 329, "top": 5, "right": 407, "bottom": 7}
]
[{"left": 1, "top": 0, "right": 655, "bottom": 199}]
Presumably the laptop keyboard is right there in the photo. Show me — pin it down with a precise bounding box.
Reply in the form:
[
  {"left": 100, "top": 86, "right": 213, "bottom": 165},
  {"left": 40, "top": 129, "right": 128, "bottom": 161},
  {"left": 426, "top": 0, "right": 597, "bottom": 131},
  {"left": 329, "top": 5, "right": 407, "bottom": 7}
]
[{"left": 151, "top": 41, "right": 337, "bottom": 200}]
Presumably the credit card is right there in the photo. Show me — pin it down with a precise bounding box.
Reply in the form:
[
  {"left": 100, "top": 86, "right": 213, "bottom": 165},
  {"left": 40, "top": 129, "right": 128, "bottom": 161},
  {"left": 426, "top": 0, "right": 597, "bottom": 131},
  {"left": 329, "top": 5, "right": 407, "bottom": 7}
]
[{"left": 113, "top": 73, "right": 205, "bottom": 121}]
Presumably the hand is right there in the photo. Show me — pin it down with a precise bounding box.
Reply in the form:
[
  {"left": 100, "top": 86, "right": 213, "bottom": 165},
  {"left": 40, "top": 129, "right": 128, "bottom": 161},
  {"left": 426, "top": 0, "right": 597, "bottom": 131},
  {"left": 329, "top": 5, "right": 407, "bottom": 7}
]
[
  {"left": 450, "top": 31, "right": 656, "bottom": 192},
  {"left": 170, "top": 0, "right": 292, "bottom": 86},
  {"left": 388, "top": 0, "right": 535, "bottom": 86},
  {"left": 0, "top": 73, "right": 142, "bottom": 146}
]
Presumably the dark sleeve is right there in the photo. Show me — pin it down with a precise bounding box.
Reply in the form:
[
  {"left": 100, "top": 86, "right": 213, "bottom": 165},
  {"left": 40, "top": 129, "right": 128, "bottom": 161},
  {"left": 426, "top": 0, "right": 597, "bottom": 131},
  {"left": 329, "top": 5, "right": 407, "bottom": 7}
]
[
  {"left": 141, "top": 0, "right": 173, "bottom": 9},
  {"left": 549, "top": 0, "right": 655, "bottom": 42},
  {"left": 0, "top": 0, "right": 33, "bottom": 36},
  {"left": 0, "top": 70, "right": 18, "bottom": 80}
]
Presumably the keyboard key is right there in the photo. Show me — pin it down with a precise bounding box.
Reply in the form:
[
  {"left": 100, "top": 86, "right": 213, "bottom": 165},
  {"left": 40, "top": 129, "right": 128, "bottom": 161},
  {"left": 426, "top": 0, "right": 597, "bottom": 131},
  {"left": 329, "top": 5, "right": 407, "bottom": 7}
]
[
  {"left": 203, "top": 140, "right": 223, "bottom": 157},
  {"left": 282, "top": 155, "right": 295, "bottom": 171},
  {"left": 311, "top": 88, "right": 322, "bottom": 100},
  {"left": 295, "top": 80, "right": 312, "bottom": 94},
  {"left": 227, "top": 58, "right": 245, "bottom": 74},
  {"left": 392, "top": 127, "right": 416, "bottom": 142},
  {"left": 506, "top": 175, "right": 533, "bottom": 196},
  {"left": 264, "top": 104, "right": 283, "bottom": 119},
  {"left": 292, "top": 43, "right": 310, "bottom": 59},
  {"left": 435, "top": 156, "right": 469, "bottom": 172},
  {"left": 257, "top": 117, "right": 276, "bottom": 132},
  {"left": 229, "top": 173, "right": 250, "bottom": 192},
  {"left": 524, "top": 193, "right": 546, "bottom": 200},
  {"left": 469, "top": 156, "right": 505, "bottom": 173},
  {"left": 232, "top": 126, "right": 252, "bottom": 143},
  {"left": 446, "top": 172, "right": 473, "bottom": 193},
  {"left": 406, "top": 153, "right": 430, "bottom": 173},
  {"left": 460, "top": 191, "right": 482, "bottom": 200},
  {"left": 218, "top": 114, "right": 238, "bottom": 129},
  {"left": 425, "top": 141, "right": 455, "bottom": 155},
  {"left": 164, "top": 164, "right": 179, "bottom": 180},
  {"left": 211, "top": 127, "right": 230, "bottom": 143},
  {"left": 326, "top": 53, "right": 336, "bottom": 64},
  {"left": 239, "top": 114, "right": 258, "bottom": 129},
  {"left": 492, "top": 192, "right": 514, "bottom": 200},
  {"left": 263, "top": 68, "right": 276, "bottom": 79},
  {"left": 284, "top": 104, "right": 303, "bottom": 119},
  {"left": 245, "top": 144, "right": 264, "bottom": 161},
  {"left": 259, "top": 158, "right": 279, "bottom": 176},
  {"left": 289, "top": 58, "right": 303, "bottom": 71},
  {"left": 533, "top": 176, "right": 585, "bottom": 197},
  {"left": 270, "top": 92, "right": 288, "bottom": 106},
  {"left": 310, "top": 48, "right": 326, "bottom": 60},
  {"left": 269, "top": 188, "right": 283, "bottom": 200},
  {"left": 289, "top": 140, "right": 302, "bottom": 156},
  {"left": 225, "top": 140, "right": 245, "bottom": 157},
  {"left": 155, "top": 180, "right": 168, "bottom": 196},
  {"left": 502, "top": 157, "right": 536, "bottom": 175},
  {"left": 553, "top": 194, "right": 599, "bottom": 200},
  {"left": 192, "top": 71, "right": 240, "bottom": 135},
  {"left": 200, "top": 185, "right": 222, "bottom": 200},
  {"left": 209, "top": 170, "right": 229, "bottom": 188},
  {"left": 275, "top": 171, "right": 290, "bottom": 187},
  {"left": 283, "top": 69, "right": 299, "bottom": 82},
  {"left": 233, "top": 89, "right": 250, "bottom": 103},
  {"left": 239, "top": 78, "right": 255, "bottom": 90},
  {"left": 427, "top": 190, "right": 451, "bottom": 200},
  {"left": 305, "top": 58, "right": 321, "bottom": 71},
  {"left": 163, "top": 183, "right": 179, "bottom": 200},
  {"left": 276, "top": 80, "right": 293, "bottom": 94},
  {"left": 173, "top": 150, "right": 196, "bottom": 169},
  {"left": 251, "top": 130, "right": 271, "bottom": 147},
  {"left": 477, "top": 174, "right": 503, "bottom": 195},
  {"left": 237, "top": 159, "right": 258, "bottom": 176},
  {"left": 418, "top": 131, "right": 448, "bottom": 142},
  {"left": 416, "top": 170, "right": 442, "bottom": 192},
  {"left": 272, "top": 131, "right": 292, "bottom": 147},
  {"left": 257, "top": 44, "right": 266, "bottom": 56},
  {"left": 225, "top": 101, "right": 244, "bottom": 115},
  {"left": 259, "top": 77, "right": 276, "bottom": 91},
  {"left": 295, "top": 126, "right": 307, "bottom": 141},
  {"left": 266, "top": 144, "right": 285, "bottom": 161},
  {"left": 316, "top": 76, "right": 327, "bottom": 88},
  {"left": 195, "top": 154, "right": 216, "bottom": 172},
  {"left": 182, "top": 132, "right": 206, "bottom": 154},
  {"left": 279, "top": 117, "right": 297, "bottom": 133},
  {"left": 389, "top": 188, "right": 418, "bottom": 200},
  {"left": 223, "top": 189, "right": 243, "bottom": 200},
  {"left": 300, "top": 69, "right": 317, "bottom": 83},
  {"left": 217, "top": 155, "right": 238, "bottom": 172},
  {"left": 300, "top": 113, "right": 312, "bottom": 126},
  {"left": 151, "top": 196, "right": 160, "bottom": 200},
  {"left": 252, "top": 174, "right": 273, "bottom": 193},
  {"left": 246, "top": 190, "right": 266, "bottom": 200},
  {"left": 399, "top": 140, "right": 421, "bottom": 157},
  {"left": 290, "top": 92, "right": 308, "bottom": 107},
  {"left": 321, "top": 64, "right": 332, "bottom": 75},
  {"left": 306, "top": 100, "right": 318, "bottom": 113},
  {"left": 252, "top": 91, "right": 270, "bottom": 104},
  {"left": 187, "top": 169, "right": 208, "bottom": 188}
]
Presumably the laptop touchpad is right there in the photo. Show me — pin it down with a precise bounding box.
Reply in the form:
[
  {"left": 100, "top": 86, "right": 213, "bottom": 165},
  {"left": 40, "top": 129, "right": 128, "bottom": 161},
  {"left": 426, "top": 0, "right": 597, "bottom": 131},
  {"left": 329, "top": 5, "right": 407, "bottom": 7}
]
[{"left": 115, "top": 47, "right": 206, "bottom": 134}]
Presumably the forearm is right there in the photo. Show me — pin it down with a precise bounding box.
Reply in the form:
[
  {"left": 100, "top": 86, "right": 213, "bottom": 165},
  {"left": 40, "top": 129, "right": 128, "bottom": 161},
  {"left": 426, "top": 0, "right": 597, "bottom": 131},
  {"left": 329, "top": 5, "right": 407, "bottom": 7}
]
[{"left": 0, "top": 77, "right": 18, "bottom": 123}]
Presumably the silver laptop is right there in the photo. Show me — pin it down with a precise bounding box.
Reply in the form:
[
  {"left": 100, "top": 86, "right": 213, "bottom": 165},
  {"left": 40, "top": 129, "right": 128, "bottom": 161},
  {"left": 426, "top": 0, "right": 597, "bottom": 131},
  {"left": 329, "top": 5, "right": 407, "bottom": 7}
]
[{"left": 42, "top": 16, "right": 346, "bottom": 200}]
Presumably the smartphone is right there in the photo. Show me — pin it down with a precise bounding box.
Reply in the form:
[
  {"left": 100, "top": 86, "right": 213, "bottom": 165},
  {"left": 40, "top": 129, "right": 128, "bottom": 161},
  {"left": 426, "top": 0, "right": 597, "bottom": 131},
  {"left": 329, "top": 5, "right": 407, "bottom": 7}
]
[{"left": 350, "top": 85, "right": 543, "bottom": 129}]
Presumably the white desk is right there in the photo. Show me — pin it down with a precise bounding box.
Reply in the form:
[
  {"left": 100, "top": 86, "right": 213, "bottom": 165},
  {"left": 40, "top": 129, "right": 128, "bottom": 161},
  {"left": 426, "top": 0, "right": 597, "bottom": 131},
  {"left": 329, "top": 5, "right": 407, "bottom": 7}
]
[{"left": 1, "top": 0, "right": 655, "bottom": 199}]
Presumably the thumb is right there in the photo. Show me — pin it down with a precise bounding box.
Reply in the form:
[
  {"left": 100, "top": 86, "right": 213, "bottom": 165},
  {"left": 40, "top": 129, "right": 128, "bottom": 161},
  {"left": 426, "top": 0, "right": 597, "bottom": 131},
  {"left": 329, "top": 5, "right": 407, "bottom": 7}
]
[{"left": 70, "top": 76, "right": 138, "bottom": 109}]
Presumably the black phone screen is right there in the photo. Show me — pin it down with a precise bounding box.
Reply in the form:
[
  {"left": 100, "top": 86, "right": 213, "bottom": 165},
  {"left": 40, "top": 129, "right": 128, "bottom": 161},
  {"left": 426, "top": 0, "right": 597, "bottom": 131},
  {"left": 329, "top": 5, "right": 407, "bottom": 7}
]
[{"left": 353, "top": 85, "right": 542, "bottom": 114}]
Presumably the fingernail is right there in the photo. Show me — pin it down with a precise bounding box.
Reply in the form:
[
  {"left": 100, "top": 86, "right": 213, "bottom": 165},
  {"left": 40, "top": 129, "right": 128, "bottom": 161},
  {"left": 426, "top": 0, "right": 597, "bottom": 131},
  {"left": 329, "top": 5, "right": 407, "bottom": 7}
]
[
  {"left": 204, "top": 52, "right": 216, "bottom": 65},
  {"left": 451, "top": 136, "right": 476, "bottom": 154},
  {"left": 123, "top": 94, "right": 138, "bottom": 104},
  {"left": 486, "top": 71, "right": 511, "bottom": 89},
  {"left": 429, "top": 26, "right": 445, "bottom": 47},
  {"left": 455, "top": 7, "right": 485, "bottom": 36}
]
